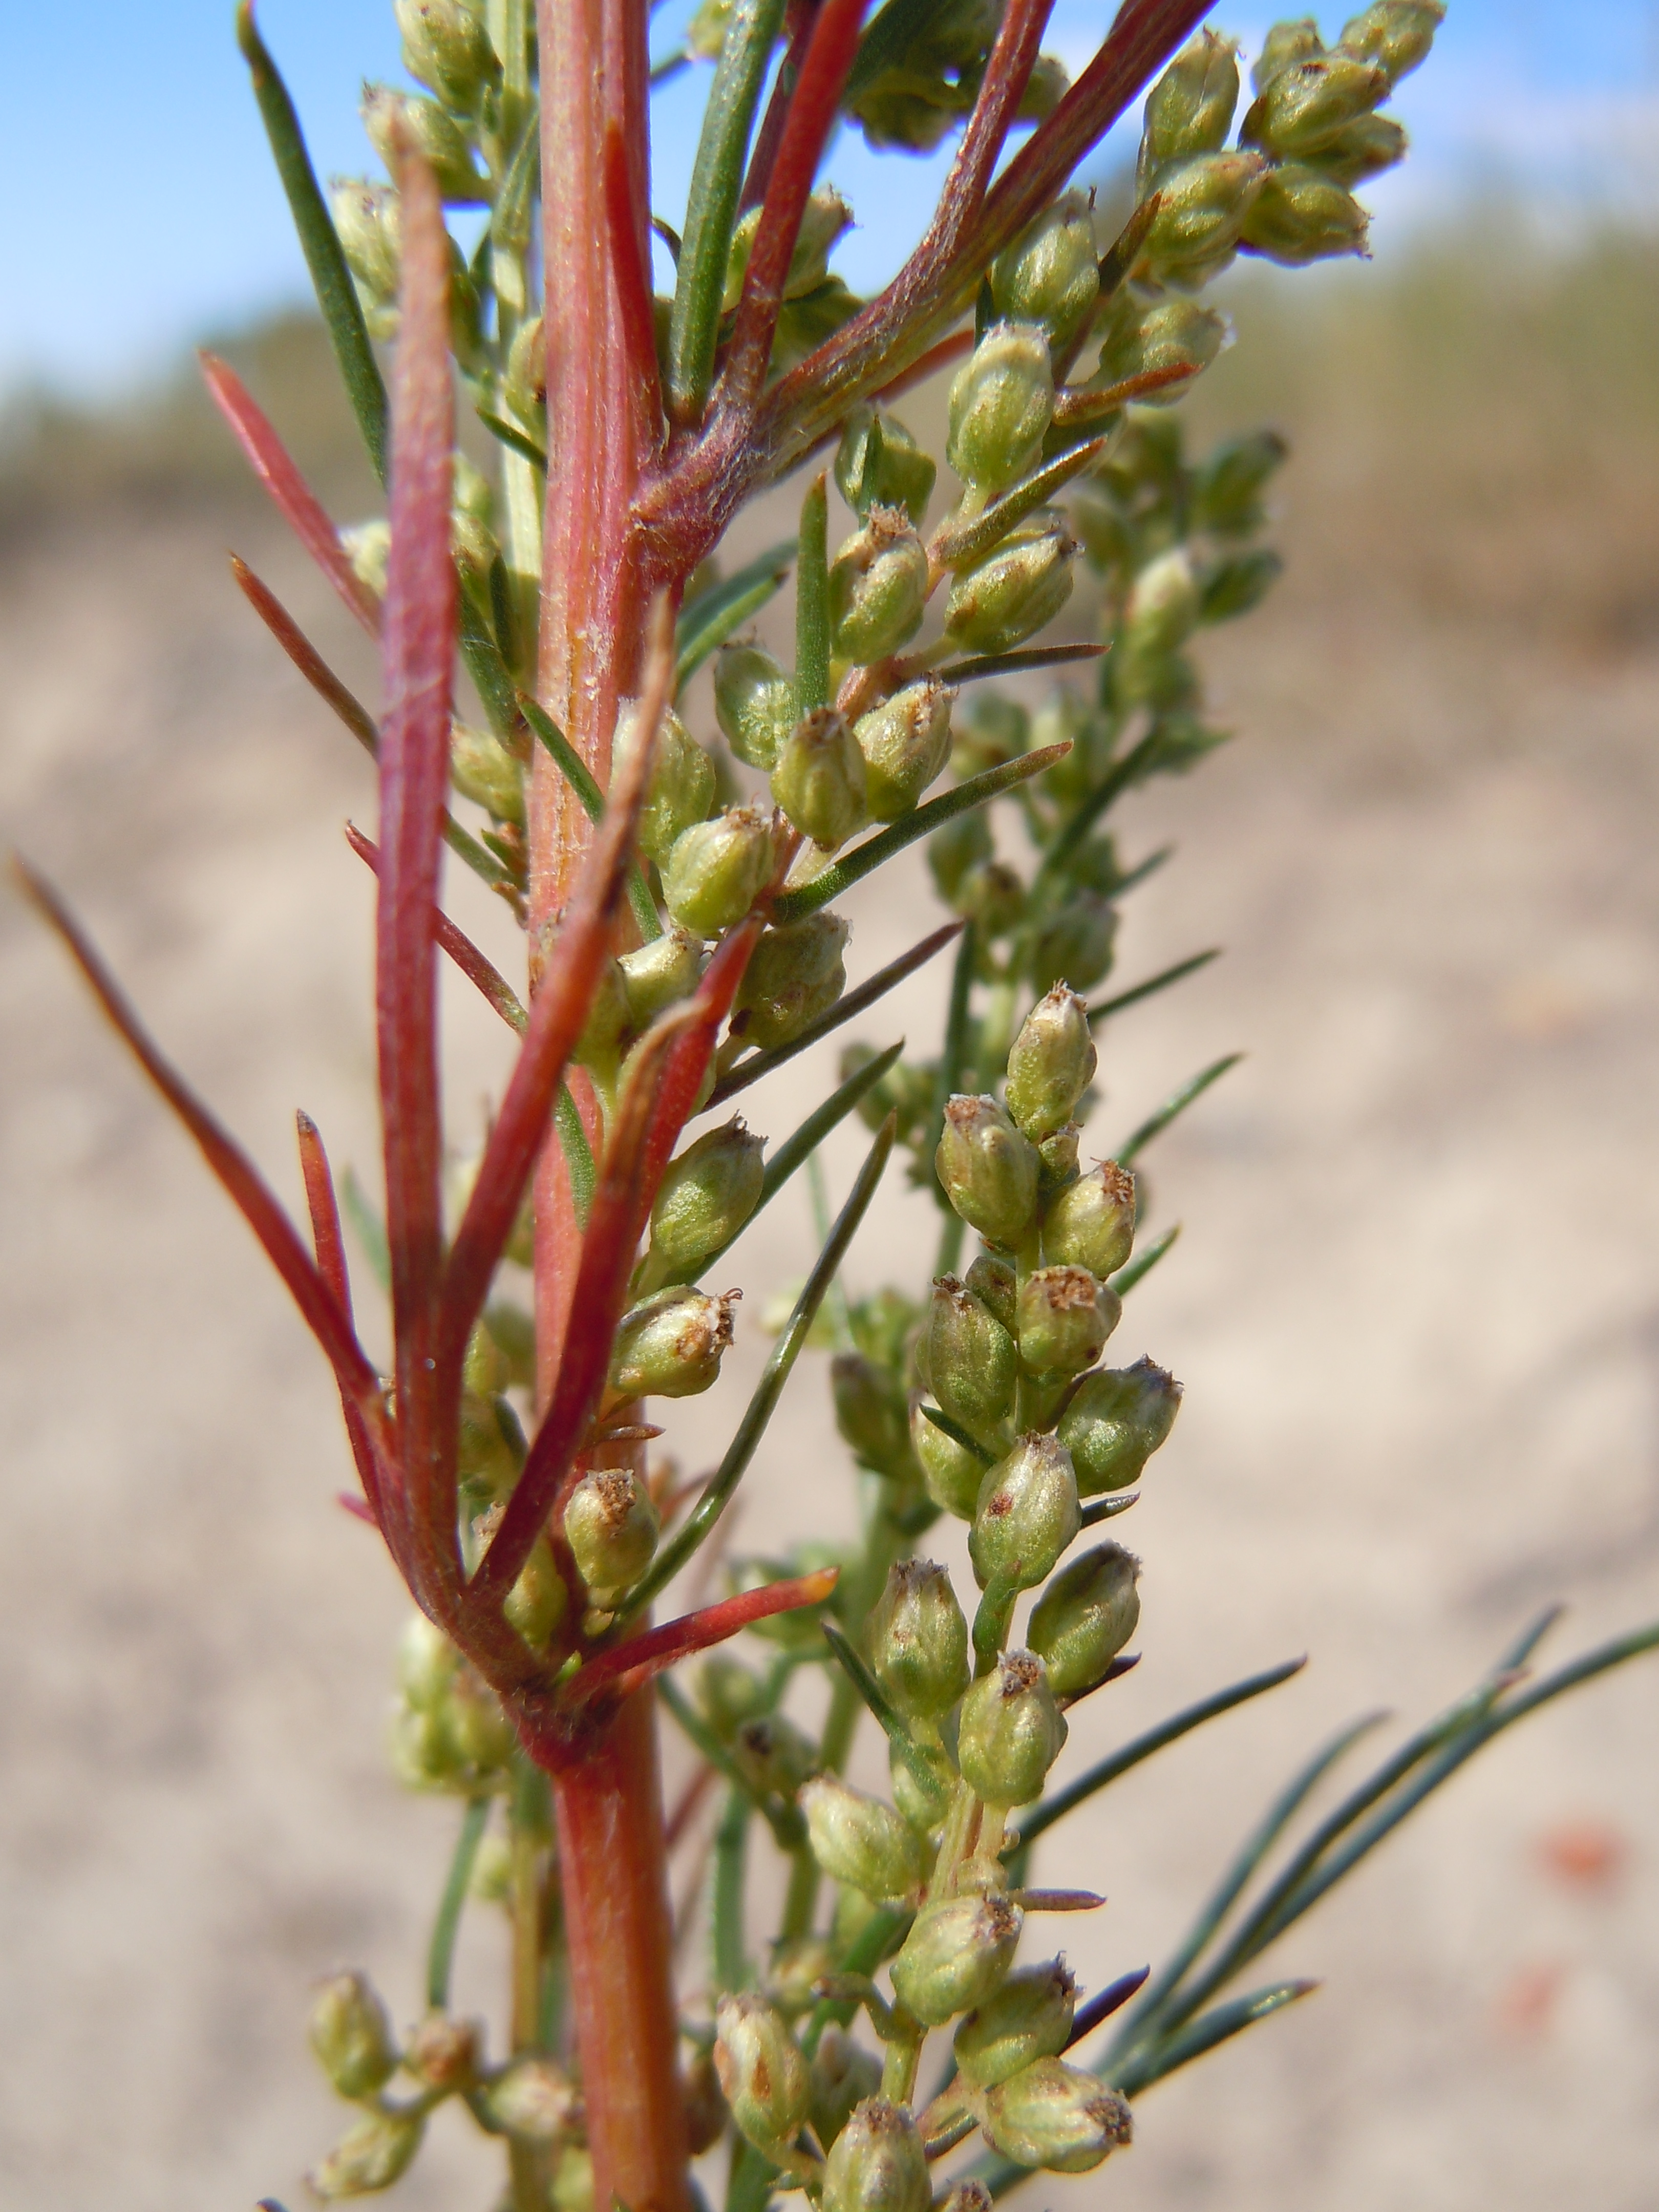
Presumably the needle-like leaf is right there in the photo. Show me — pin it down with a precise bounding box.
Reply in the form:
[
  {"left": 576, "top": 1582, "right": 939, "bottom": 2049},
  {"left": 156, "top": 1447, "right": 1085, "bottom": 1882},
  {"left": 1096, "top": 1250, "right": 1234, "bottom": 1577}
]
[
  {"left": 570, "top": 1565, "right": 841, "bottom": 1704},
  {"left": 931, "top": 437, "right": 1110, "bottom": 571},
  {"left": 517, "top": 694, "right": 663, "bottom": 942},
  {"left": 295, "top": 1110, "right": 395, "bottom": 1545},
  {"left": 1116, "top": 1054, "right": 1243, "bottom": 1166},
  {"left": 1088, "top": 950, "right": 1221, "bottom": 1026},
  {"left": 1111, "top": 1981, "right": 1319, "bottom": 2100},
  {"left": 795, "top": 473, "right": 831, "bottom": 713},
  {"left": 821, "top": 1620, "right": 950, "bottom": 1799},
  {"left": 1109, "top": 1222, "right": 1180, "bottom": 1297},
  {"left": 676, "top": 540, "right": 796, "bottom": 689}
]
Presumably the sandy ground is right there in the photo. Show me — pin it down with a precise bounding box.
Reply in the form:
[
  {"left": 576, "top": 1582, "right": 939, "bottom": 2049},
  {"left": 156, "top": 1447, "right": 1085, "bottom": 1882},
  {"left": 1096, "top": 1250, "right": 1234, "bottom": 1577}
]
[{"left": 4, "top": 398, "right": 1659, "bottom": 2212}]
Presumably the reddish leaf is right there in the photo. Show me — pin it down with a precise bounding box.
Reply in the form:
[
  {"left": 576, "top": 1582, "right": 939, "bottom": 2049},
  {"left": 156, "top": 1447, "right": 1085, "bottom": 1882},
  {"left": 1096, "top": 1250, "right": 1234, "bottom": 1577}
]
[
  {"left": 930, "top": 0, "right": 1053, "bottom": 253},
  {"left": 568, "top": 1566, "right": 840, "bottom": 1704},
  {"left": 603, "top": 118, "right": 663, "bottom": 442},
  {"left": 230, "top": 555, "right": 379, "bottom": 758},
  {"left": 199, "top": 353, "right": 381, "bottom": 636},
  {"left": 346, "top": 823, "right": 526, "bottom": 1035}
]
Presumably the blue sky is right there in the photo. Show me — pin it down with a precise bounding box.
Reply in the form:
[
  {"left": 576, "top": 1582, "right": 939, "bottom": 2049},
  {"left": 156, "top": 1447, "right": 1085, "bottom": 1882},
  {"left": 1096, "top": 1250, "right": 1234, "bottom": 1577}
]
[{"left": 4, "top": 0, "right": 1655, "bottom": 401}]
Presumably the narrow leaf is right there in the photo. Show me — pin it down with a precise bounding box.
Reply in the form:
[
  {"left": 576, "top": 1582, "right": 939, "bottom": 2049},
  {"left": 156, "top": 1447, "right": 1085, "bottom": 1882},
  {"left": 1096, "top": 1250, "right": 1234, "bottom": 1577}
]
[
  {"left": 296, "top": 1111, "right": 395, "bottom": 1544},
  {"left": 554, "top": 1086, "right": 597, "bottom": 1231},
  {"left": 1089, "top": 949, "right": 1220, "bottom": 1026},
  {"left": 821, "top": 1620, "right": 945, "bottom": 1800},
  {"left": 346, "top": 824, "right": 526, "bottom": 1032},
  {"left": 922, "top": 1404, "right": 995, "bottom": 1467},
  {"left": 477, "top": 409, "right": 548, "bottom": 473},
  {"left": 1112, "top": 1981, "right": 1318, "bottom": 2099},
  {"left": 518, "top": 694, "right": 662, "bottom": 942},
  {"left": 1079, "top": 1490, "right": 1139, "bottom": 1527},
  {"left": 1116, "top": 1053, "right": 1243, "bottom": 1166},
  {"left": 933, "top": 642, "right": 1106, "bottom": 688},
  {"left": 676, "top": 540, "right": 796, "bottom": 689},
  {"left": 570, "top": 1566, "right": 841, "bottom": 1703},
  {"left": 427, "top": 1796, "right": 491, "bottom": 2011},
  {"left": 1066, "top": 1966, "right": 1150, "bottom": 2048},
  {"left": 1109, "top": 1222, "right": 1179, "bottom": 1298},
  {"left": 796, "top": 473, "right": 831, "bottom": 712},
  {"left": 932, "top": 437, "right": 1110, "bottom": 570}
]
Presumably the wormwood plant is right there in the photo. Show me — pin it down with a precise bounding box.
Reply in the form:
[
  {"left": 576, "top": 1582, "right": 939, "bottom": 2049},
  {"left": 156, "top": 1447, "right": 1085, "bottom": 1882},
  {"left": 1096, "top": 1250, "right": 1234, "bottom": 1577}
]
[{"left": 20, "top": 1, "right": 1659, "bottom": 2207}]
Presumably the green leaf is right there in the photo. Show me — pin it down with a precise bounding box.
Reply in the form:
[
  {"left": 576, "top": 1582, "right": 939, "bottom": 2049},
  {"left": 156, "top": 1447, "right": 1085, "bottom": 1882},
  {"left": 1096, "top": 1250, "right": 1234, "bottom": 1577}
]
[
  {"left": 1112, "top": 1981, "right": 1318, "bottom": 2099},
  {"left": 1079, "top": 1490, "right": 1140, "bottom": 1528},
  {"left": 554, "top": 1084, "right": 596, "bottom": 1230},
  {"left": 820, "top": 1620, "right": 947, "bottom": 1800},
  {"left": 675, "top": 540, "right": 796, "bottom": 690},
  {"left": 427, "top": 1796, "right": 491, "bottom": 2011},
  {"left": 476, "top": 409, "right": 547, "bottom": 473},
  {"left": 933, "top": 641, "right": 1107, "bottom": 689},
  {"left": 771, "top": 747, "right": 1070, "bottom": 922},
  {"left": 516, "top": 694, "right": 663, "bottom": 942},
  {"left": 656, "top": 1677, "right": 803, "bottom": 1850},
  {"left": 1108, "top": 1222, "right": 1180, "bottom": 1297},
  {"left": 1088, "top": 949, "right": 1220, "bottom": 1025},
  {"left": 1116, "top": 1054, "right": 1243, "bottom": 1167},
  {"left": 795, "top": 473, "right": 831, "bottom": 714},
  {"left": 932, "top": 438, "right": 1110, "bottom": 571},
  {"left": 932, "top": 916, "right": 977, "bottom": 1274},
  {"left": 921, "top": 1402, "right": 995, "bottom": 1466},
  {"left": 236, "top": 3, "right": 388, "bottom": 485},
  {"left": 712, "top": 1785, "right": 754, "bottom": 1992}
]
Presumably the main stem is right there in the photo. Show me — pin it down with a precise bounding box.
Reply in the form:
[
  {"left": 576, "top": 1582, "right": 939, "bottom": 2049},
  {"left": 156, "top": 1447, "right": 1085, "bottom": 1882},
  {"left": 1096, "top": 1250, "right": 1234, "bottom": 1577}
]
[{"left": 533, "top": 7, "right": 690, "bottom": 2211}]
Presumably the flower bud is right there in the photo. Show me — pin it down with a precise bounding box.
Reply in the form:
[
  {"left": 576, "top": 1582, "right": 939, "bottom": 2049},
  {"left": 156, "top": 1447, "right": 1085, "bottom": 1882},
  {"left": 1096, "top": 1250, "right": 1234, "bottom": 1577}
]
[
  {"left": 822, "top": 2099, "right": 931, "bottom": 2212},
  {"left": 1036, "top": 1126, "right": 1080, "bottom": 1189},
  {"left": 828, "top": 509, "right": 929, "bottom": 663},
  {"left": 889, "top": 1892, "right": 1022, "bottom": 2026},
  {"left": 1240, "top": 163, "right": 1371, "bottom": 265},
  {"left": 937, "top": 2187, "right": 994, "bottom": 2212},
  {"left": 983, "top": 2059, "right": 1133, "bottom": 2173},
  {"left": 953, "top": 1960, "right": 1077, "bottom": 2088},
  {"left": 735, "top": 911, "right": 849, "bottom": 1048},
  {"left": 725, "top": 188, "right": 853, "bottom": 311},
  {"left": 550, "top": 2143, "right": 594, "bottom": 2212},
  {"left": 333, "top": 180, "right": 402, "bottom": 304},
  {"left": 772, "top": 708, "right": 869, "bottom": 849},
  {"left": 1028, "top": 890, "right": 1117, "bottom": 997},
  {"left": 564, "top": 1466, "right": 660, "bottom": 1598},
  {"left": 1096, "top": 294, "right": 1229, "bottom": 401},
  {"left": 1016, "top": 1264, "right": 1117, "bottom": 1377},
  {"left": 662, "top": 805, "right": 777, "bottom": 934},
  {"left": 810, "top": 2028, "right": 883, "bottom": 2151},
  {"left": 1139, "top": 31, "right": 1240, "bottom": 181},
  {"left": 1201, "top": 547, "right": 1283, "bottom": 624},
  {"left": 504, "top": 315, "right": 546, "bottom": 431},
  {"left": 965, "top": 1253, "right": 1017, "bottom": 1332},
  {"left": 1192, "top": 429, "right": 1287, "bottom": 535},
  {"left": 959, "top": 1649, "right": 1067, "bottom": 1804},
  {"left": 1314, "top": 109, "right": 1408, "bottom": 184},
  {"left": 620, "top": 925, "right": 704, "bottom": 1030},
  {"left": 714, "top": 642, "right": 797, "bottom": 770},
  {"left": 944, "top": 511, "right": 1076, "bottom": 657},
  {"left": 969, "top": 1434, "right": 1081, "bottom": 1593},
  {"left": 1028, "top": 1542, "right": 1141, "bottom": 1696},
  {"left": 990, "top": 193, "right": 1100, "bottom": 348},
  {"left": 835, "top": 406, "right": 938, "bottom": 526},
  {"left": 911, "top": 1396, "right": 984, "bottom": 1520},
  {"left": 735, "top": 1713, "right": 817, "bottom": 1800},
  {"left": 926, "top": 1275, "right": 1018, "bottom": 1437},
  {"left": 406, "top": 2009, "right": 480, "bottom": 2092},
  {"left": 891, "top": 1736, "right": 956, "bottom": 1833},
  {"left": 699, "top": 1652, "right": 768, "bottom": 1737},
  {"left": 636, "top": 704, "right": 716, "bottom": 869},
  {"left": 928, "top": 807, "right": 992, "bottom": 901},
  {"left": 649, "top": 1118, "right": 766, "bottom": 1275},
  {"left": 853, "top": 678, "right": 954, "bottom": 821},
  {"left": 395, "top": 0, "right": 497, "bottom": 110},
  {"left": 833, "top": 1352, "right": 913, "bottom": 1480},
  {"left": 362, "top": 84, "right": 486, "bottom": 204},
  {"left": 610, "top": 1286, "right": 736, "bottom": 1399},
  {"left": 1056, "top": 1357, "right": 1182, "bottom": 1496},
  {"left": 1005, "top": 987, "right": 1096, "bottom": 1140},
  {"left": 800, "top": 1775, "right": 926, "bottom": 1903},
  {"left": 504, "top": 1533, "right": 569, "bottom": 1653},
  {"left": 937, "top": 1096, "right": 1040, "bottom": 1249},
  {"left": 1141, "top": 152, "right": 1267, "bottom": 288},
  {"left": 483, "top": 2055, "right": 578, "bottom": 2143},
  {"left": 714, "top": 1995, "right": 811, "bottom": 2155},
  {"left": 1338, "top": 0, "right": 1443, "bottom": 83},
  {"left": 870, "top": 1558, "right": 970, "bottom": 1721},
  {"left": 440, "top": 1667, "right": 515, "bottom": 1774},
  {"left": 309, "top": 1972, "right": 397, "bottom": 2099},
  {"left": 448, "top": 721, "right": 524, "bottom": 824},
  {"left": 1242, "top": 53, "right": 1389, "bottom": 158},
  {"left": 309, "top": 2108, "right": 425, "bottom": 2199},
  {"left": 397, "top": 1610, "right": 459, "bottom": 1711},
  {"left": 1043, "top": 1161, "right": 1136, "bottom": 1277},
  {"left": 947, "top": 323, "right": 1055, "bottom": 494}
]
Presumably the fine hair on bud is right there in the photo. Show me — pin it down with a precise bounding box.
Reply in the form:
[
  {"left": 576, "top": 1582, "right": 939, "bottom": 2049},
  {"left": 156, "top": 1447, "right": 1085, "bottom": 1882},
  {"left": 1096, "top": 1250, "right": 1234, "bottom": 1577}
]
[
  {"left": 1006, "top": 986, "right": 1097, "bottom": 1139},
  {"left": 1042, "top": 1160, "right": 1137, "bottom": 1278},
  {"left": 869, "top": 1558, "right": 970, "bottom": 1720},
  {"left": 926, "top": 1274, "right": 1017, "bottom": 1437},
  {"left": 854, "top": 679, "right": 955, "bottom": 822},
  {"left": 735, "top": 911, "right": 850, "bottom": 1049},
  {"left": 1016, "top": 1264, "right": 1118, "bottom": 1377},
  {"left": 647, "top": 1118, "right": 766, "bottom": 1278},
  {"left": 800, "top": 1774, "right": 925, "bottom": 1903},
  {"left": 715, "top": 642, "right": 797, "bottom": 770},
  {"left": 714, "top": 1994, "right": 811, "bottom": 2156},
  {"left": 982, "top": 2059, "right": 1134, "bottom": 2174},
  {"left": 889, "top": 1892, "right": 1023, "bottom": 2025},
  {"left": 772, "top": 708, "right": 869, "bottom": 850},
  {"left": 947, "top": 322, "right": 1055, "bottom": 493},
  {"left": 958, "top": 1648, "right": 1068, "bottom": 1805},
  {"left": 828, "top": 508, "right": 930, "bottom": 663},
  {"left": 970, "top": 1433, "right": 1082, "bottom": 1593},
  {"left": 937, "top": 1095, "right": 1040, "bottom": 1249},
  {"left": 662, "top": 804, "right": 777, "bottom": 936},
  {"left": 609, "top": 1286, "right": 737, "bottom": 1399},
  {"left": 563, "top": 1466, "right": 660, "bottom": 1599},
  {"left": 953, "top": 1959, "right": 1078, "bottom": 2088}
]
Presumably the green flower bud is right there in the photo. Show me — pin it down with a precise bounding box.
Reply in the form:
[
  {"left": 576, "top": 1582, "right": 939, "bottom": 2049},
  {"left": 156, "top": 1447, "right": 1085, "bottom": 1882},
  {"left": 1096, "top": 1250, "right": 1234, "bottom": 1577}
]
[
  {"left": 833, "top": 1352, "right": 913, "bottom": 1480},
  {"left": 620, "top": 925, "right": 704, "bottom": 1030},
  {"left": 442, "top": 1667, "right": 516, "bottom": 1774},
  {"left": 965, "top": 1253, "right": 1017, "bottom": 1332},
  {"left": 662, "top": 804, "right": 778, "bottom": 934},
  {"left": 332, "top": 179, "right": 402, "bottom": 304},
  {"left": 714, "top": 642, "right": 796, "bottom": 770},
  {"left": 983, "top": 2058, "right": 1133, "bottom": 2173},
  {"left": 870, "top": 1558, "right": 971, "bottom": 1721},
  {"left": 800, "top": 1775, "right": 926, "bottom": 1903},
  {"left": 714, "top": 1995, "right": 811, "bottom": 2155},
  {"left": 889, "top": 1892, "right": 1023, "bottom": 2026},
  {"left": 563, "top": 1466, "right": 660, "bottom": 1598},
  {"left": 1056, "top": 1357, "right": 1182, "bottom": 1495},
  {"left": 1191, "top": 429, "right": 1287, "bottom": 536},
  {"left": 1139, "top": 31, "right": 1241, "bottom": 181},
  {"left": 1141, "top": 152, "right": 1267, "bottom": 288},
  {"left": 1313, "top": 110, "right": 1408, "bottom": 183},
  {"left": 822, "top": 2099, "right": 931, "bottom": 2212},
  {"left": 1241, "top": 163, "right": 1371, "bottom": 265},
  {"left": 835, "top": 406, "right": 938, "bottom": 526},
  {"left": 928, "top": 807, "right": 993, "bottom": 901},
  {"left": 959, "top": 1649, "right": 1068, "bottom": 1804},
  {"left": 1016, "top": 1265, "right": 1117, "bottom": 1377},
  {"left": 990, "top": 192, "right": 1100, "bottom": 348},
  {"left": 765, "top": 1934, "right": 837, "bottom": 2017},
  {"left": 724, "top": 188, "right": 853, "bottom": 312},
  {"left": 1035, "top": 1125, "right": 1081, "bottom": 1189},
  {"left": 1123, "top": 544, "right": 1201, "bottom": 663},
  {"left": 735, "top": 911, "right": 849, "bottom": 1049},
  {"left": 1096, "top": 292, "right": 1229, "bottom": 401},
  {"left": 504, "top": 1533, "right": 569, "bottom": 1653},
  {"left": 309, "top": 2107, "right": 425, "bottom": 2200},
  {"left": 1028, "top": 1541, "right": 1141, "bottom": 1696},
  {"left": 891, "top": 1735, "right": 956, "bottom": 1832},
  {"left": 1028, "top": 890, "right": 1117, "bottom": 997},
  {"left": 809, "top": 2028, "right": 884, "bottom": 2151},
  {"left": 1018, "top": 53, "right": 1071, "bottom": 121},
  {"left": 772, "top": 708, "right": 870, "bottom": 849},
  {"left": 550, "top": 2142, "right": 594, "bottom": 2212},
  {"left": 342, "top": 518, "right": 390, "bottom": 597},
  {"left": 1200, "top": 547, "right": 1284, "bottom": 623},
  {"left": 937, "top": 1095, "right": 1040, "bottom": 1249},
  {"left": 969, "top": 1434, "right": 1081, "bottom": 1592},
  {"left": 1006, "top": 986, "right": 1097, "bottom": 1140},
  {"left": 636, "top": 704, "right": 717, "bottom": 869},
  {"left": 944, "top": 512, "right": 1076, "bottom": 657},
  {"left": 1043, "top": 1161, "right": 1137, "bottom": 1277},
  {"left": 648, "top": 1117, "right": 765, "bottom": 1274},
  {"left": 926, "top": 1274, "right": 1018, "bottom": 1436},
  {"left": 405, "top": 2009, "right": 480, "bottom": 2092},
  {"left": 1242, "top": 50, "right": 1389, "bottom": 156},
  {"left": 853, "top": 678, "right": 954, "bottom": 821},
  {"left": 571, "top": 955, "right": 630, "bottom": 1080},
  {"left": 773, "top": 278, "right": 865, "bottom": 378},
  {"left": 956, "top": 861, "right": 1027, "bottom": 943},
  {"left": 686, "top": 0, "right": 733, "bottom": 58},
  {"left": 1252, "top": 18, "right": 1326, "bottom": 90},
  {"left": 397, "top": 1610, "right": 459, "bottom": 1711},
  {"left": 395, "top": 0, "right": 497, "bottom": 110},
  {"left": 947, "top": 323, "right": 1055, "bottom": 494},
  {"left": 911, "top": 1396, "right": 984, "bottom": 1519},
  {"left": 954, "top": 690, "right": 1030, "bottom": 778},
  {"left": 504, "top": 315, "right": 546, "bottom": 433},
  {"left": 699, "top": 1652, "right": 769, "bottom": 1738},
  {"left": 937, "top": 2187, "right": 994, "bottom": 2212},
  {"left": 953, "top": 1959, "right": 1077, "bottom": 2088},
  {"left": 483, "top": 2055, "right": 578, "bottom": 2144},
  {"left": 362, "top": 84, "right": 487, "bottom": 204},
  {"left": 828, "top": 509, "right": 929, "bottom": 663},
  {"left": 1338, "top": 0, "right": 1443, "bottom": 82},
  {"left": 735, "top": 1713, "right": 818, "bottom": 1800},
  {"left": 309, "top": 1972, "right": 397, "bottom": 2100},
  {"left": 610, "top": 1286, "right": 737, "bottom": 1399}
]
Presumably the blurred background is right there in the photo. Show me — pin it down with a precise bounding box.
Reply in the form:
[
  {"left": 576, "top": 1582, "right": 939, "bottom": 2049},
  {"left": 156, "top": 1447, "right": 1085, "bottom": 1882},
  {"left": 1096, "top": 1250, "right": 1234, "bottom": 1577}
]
[{"left": 4, "top": 4, "right": 1659, "bottom": 2209}]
